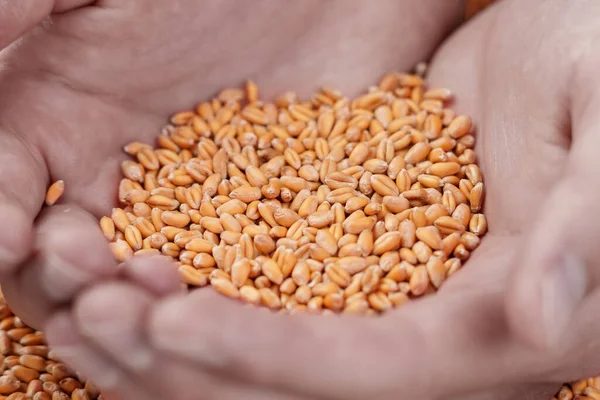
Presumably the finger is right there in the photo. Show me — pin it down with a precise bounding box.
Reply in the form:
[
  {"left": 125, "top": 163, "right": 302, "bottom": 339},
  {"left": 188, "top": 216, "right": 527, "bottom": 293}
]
[
  {"left": 148, "top": 236, "right": 549, "bottom": 400},
  {"left": 44, "top": 310, "right": 155, "bottom": 400},
  {"left": 506, "top": 98, "right": 600, "bottom": 378},
  {"left": 119, "top": 255, "right": 182, "bottom": 297},
  {"left": 2, "top": 204, "right": 118, "bottom": 328},
  {"left": 75, "top": 283, "right": 155, "bottom": 373},
  {"left": 73, "top": 282, "right": 308, "bottom": 400},
  {"left": 150, "top": 289, "right": 400, "bottom": 399},
  {"left": 0, "top": 0, "right": 95, "bottom": 50},
  {"left": 0, "top": 134, "right": 47, "bottom": 274}
]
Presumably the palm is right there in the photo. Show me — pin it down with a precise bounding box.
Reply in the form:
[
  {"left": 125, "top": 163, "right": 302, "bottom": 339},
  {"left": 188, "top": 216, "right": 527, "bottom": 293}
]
[
  {"left": 3, "top": 1, "right": 587, "bottom": 399},
  {"left": 430, "top": 0, "right": 578, "bottom": 292},
  {"left": 0, "top": 1, "right": 463, "bottom": 329},
  {"left": 419, "top": 2, "right": 587, "bottom": 398},
  {"left": 47, "top": 3, "right": 565, "bottom": 399}
]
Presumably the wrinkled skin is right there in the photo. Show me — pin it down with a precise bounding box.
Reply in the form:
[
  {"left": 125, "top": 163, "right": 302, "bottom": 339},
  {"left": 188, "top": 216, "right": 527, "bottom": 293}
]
[{"left": 1, "top": 0, "right": 600, "bottom": 399}]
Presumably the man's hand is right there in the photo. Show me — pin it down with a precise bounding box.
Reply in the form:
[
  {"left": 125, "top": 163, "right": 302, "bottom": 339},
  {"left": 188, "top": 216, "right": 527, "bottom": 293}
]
[
  {"left": 41, "top": 1, "right": 600, "bottom": 399},
  {"left": 0, "top": 0, "right": 463, "bottom": 329},
  {"left": 43, "top": 237, "right": 531, "bottom": 400}
]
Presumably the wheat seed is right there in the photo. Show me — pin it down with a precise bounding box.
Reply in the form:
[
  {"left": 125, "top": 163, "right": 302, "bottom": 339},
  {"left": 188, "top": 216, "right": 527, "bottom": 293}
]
[
  {"left": 99, "top": 72, "right": 488, "bottom": 318},
  {"left": 44, "top": 181, "right": 65, "bottom": 207}
]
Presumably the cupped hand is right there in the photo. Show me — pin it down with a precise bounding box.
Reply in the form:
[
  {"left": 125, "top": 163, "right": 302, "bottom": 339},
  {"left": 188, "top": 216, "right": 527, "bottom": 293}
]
[
  {"left": 40, "top": 1, "right": 600, "bottom": 400},
  {"left": 435, "top": 0, "right": 600, "bottom": 395},
  {"left": 0, "top": 0, "right": 462, "bottom": 329}
]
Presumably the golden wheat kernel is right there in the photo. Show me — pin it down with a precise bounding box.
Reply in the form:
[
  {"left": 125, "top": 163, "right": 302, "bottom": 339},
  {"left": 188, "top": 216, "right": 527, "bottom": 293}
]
[
  {"left": 94, "top": 75, "right": 492, "bottom": 317},
  {"left": 45, "top": 180, "right": 66, "bottom": 206}
]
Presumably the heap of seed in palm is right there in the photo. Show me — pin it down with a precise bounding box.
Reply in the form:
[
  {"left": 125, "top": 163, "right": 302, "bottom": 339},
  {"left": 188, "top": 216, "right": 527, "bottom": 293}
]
[
  {"left": 99, "top": 71, "right": 487, "bottom": 314},
  {"left": 36, "top": 70, "right": 600, "bottom": 398}
]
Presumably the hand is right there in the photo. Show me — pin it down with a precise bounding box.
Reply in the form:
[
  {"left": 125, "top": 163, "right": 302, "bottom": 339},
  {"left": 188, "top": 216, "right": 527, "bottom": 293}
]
[
  {"left": 0, "top": 0, "right": 463, "bottom": 330},
  {"left": 46, "top": 243, "right": 554, "bottom": 400},
  {"left": 42, "top": 1, "right": 600, "bottom": 399},
  {"left": 434, "top": 0, "right": 600, "bottom": 395}
]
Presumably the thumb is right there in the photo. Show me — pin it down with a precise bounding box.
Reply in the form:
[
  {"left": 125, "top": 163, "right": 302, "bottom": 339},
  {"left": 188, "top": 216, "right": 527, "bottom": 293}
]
[
  {"left": 147, "top": 237, "right": 539, "bottom": 400},
  {"left": 0, "top": 134, "right": 47, "bottom": 273},
  {"left": 148, "top": 289, "right": 402, "bottom": 400},
  {"left": 0, "top": 0, "right": 94, "bottom": 50},
  {"left": 505, "top": 102, "right": 600, "bottom": 376}
]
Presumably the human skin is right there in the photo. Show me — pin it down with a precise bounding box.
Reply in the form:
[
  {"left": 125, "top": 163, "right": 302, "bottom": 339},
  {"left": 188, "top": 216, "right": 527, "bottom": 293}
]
[
  {"left": 3, "top": 0, "right": 600, "bottom": 399},
  {"left": 0, "top": 0, "right": 463, "bottom": 398},
  {"left": 0, "top": 0, "right": 463, "bottom": 327}
]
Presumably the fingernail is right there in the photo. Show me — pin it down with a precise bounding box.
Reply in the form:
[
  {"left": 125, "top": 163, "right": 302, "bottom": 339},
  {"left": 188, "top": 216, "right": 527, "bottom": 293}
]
[
  {"left": 150, "top": 304, "right": 227, "bottom": 368},
  {"left": 541, "top": 253, "right": 587, "bottom": 347},
  {"left": 152, "top": 325, "right": 226, "bottom": 367}
]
